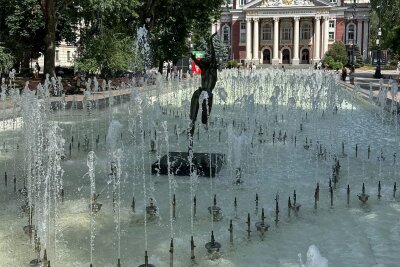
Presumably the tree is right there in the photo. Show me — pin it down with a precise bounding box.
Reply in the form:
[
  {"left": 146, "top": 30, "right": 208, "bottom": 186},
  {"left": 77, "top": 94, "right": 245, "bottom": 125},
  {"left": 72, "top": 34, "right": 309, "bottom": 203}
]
[
  {"left": 76, "top": 0, "right": 139, "bottom": 76},
  {"left": 38, "top": 0, "right": 79, "bottom": 76},
  {"left": 77, "top": 29, "right": 134, "bottom": 77},
  {"left": 0, "top": 0, "right": 45, "bottom": 75},
  {"left": 0, "top": 0, "right": 80, "bottom": 76},
  {"left": 137, "top": 0, "right": 224, "bottom": 72},
  {"left": 385, "top": 25, "right": 400, "bottom": 56},
  {"left": 323, "top": 41, "right": 347, "bottom": 69},
  {"left": 0, "top": 46, "right": 14, "bottom": 76},
  {"left": 369, "top": 0, "right": 400, "bottom": 56},
  {"left": 353, "top": 45, "right": 364, "bottom": 68}
]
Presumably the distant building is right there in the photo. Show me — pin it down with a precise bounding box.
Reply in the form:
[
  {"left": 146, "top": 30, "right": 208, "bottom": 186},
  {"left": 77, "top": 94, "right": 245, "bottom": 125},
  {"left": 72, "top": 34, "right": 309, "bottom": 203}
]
[
  {"left": 34, "top": 41, "right": 77, "bottom": 71},
  {"left": 214, "top": 0, "right": 371, "bottom": 65}
]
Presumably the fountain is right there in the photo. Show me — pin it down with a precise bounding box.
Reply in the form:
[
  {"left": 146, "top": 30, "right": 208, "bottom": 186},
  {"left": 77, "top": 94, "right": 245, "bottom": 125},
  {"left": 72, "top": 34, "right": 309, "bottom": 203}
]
[{"left": 1, "top": 62, "right": 400, "bottom": 266}]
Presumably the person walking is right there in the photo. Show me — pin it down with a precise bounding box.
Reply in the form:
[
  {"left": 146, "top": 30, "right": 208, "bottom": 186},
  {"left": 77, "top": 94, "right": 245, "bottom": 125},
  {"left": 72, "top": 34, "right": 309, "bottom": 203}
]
[
  {"left": 341, "top": 67, "right": 347, "bottom": 82},
  {"left": 34, "top": 62, "right": 40, "bottom": 79},
  {"left": 166, "top": 62, "right": 171, "bottom": 80},
  {"left": 349, "top": 66, "right": 355, "bottom": 85}
]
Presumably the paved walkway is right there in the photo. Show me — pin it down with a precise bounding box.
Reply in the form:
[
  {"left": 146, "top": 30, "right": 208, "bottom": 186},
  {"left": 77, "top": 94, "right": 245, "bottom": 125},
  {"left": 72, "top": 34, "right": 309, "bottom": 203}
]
[{"left": 343, "top": 69, "right": 400, "bottom": 104}]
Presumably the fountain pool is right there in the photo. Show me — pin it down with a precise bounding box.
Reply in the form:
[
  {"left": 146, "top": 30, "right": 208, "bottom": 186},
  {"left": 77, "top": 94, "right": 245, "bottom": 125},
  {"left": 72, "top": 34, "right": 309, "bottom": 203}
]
[{"left": 0, "top": 68, "right": 399, "bottom": 267}]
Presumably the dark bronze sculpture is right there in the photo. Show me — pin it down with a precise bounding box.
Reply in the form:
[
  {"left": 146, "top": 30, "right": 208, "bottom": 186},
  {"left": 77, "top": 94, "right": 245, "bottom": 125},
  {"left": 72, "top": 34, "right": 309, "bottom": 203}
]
[
  {"left": 189, "top": 33, "right": 218, "bottom": 137},
  {"left": 151, "top": 33, "right": 224, "bottom": 177}
]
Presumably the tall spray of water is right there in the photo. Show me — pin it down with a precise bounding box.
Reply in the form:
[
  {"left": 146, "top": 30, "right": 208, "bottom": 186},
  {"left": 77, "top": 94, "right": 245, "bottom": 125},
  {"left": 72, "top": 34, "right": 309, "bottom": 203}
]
[{"left": 21, "top": 88, "right": 65, "bottom": 262}]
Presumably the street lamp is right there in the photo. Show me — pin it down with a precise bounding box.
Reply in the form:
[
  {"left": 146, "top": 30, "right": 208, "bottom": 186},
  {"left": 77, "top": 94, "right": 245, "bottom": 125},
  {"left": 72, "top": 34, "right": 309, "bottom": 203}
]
[
  {"left": 374, "top": 2, "right": 382, "bottom": 78},
  {"left": 351, "top": 0, "right": 356, "bottom": 66}
]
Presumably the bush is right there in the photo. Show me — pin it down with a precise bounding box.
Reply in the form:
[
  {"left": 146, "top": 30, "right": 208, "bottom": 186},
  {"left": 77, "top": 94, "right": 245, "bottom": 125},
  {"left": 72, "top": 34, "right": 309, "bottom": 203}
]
[
  {"left": 324, "top": 55, "right": 343, "bottom": 70},
  {"left": 325, "top": 42, "right": 347, "bottom": 63},
  {"left": 0, "top": 46, "right": 14, "bottom": 75},
  {"left": 227, "top": 59, "right": 238, "bottom": 69},
  {"left": 324, "top": 41, "right": 347, "bottom": 70}
]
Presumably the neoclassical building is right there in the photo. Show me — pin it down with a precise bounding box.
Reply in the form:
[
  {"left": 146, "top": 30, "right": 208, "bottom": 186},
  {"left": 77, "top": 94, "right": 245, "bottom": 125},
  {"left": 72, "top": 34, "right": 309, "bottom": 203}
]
[{"left": 213, "top": 0, "right": 371, "bottom": 65}]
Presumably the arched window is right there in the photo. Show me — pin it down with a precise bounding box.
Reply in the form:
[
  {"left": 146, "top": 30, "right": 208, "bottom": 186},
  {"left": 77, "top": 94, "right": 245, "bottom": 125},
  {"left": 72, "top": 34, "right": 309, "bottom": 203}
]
[
  {"left": 347, "top": 24, "right": 355, "bottom": 41},
  {"left": 301, "top": 23, "right": 311, "bottom": 40},
  {"left": 262, "top": 24, "right": 272, "bottom": 40},
  {"left": 222, "top": 25, "right": 230, "bottom": 44}
]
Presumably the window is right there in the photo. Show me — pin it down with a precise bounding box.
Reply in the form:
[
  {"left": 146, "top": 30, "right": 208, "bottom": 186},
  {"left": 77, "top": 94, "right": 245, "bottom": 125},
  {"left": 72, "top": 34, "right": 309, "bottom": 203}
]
[
  {"left": 301, "top": 24, "right": 311, "bottom": 40},
  {"left": 329, "top": 20, "right": 335, "bottom": 41},
  {"left": 240, "top": 0, "right": 245, "bottom": 6},
  {"left": 330, "top": 0, "right": 337, "bottom": 3},
  {"left": 281, "top": 26, "right": 292, "bottom": 41},
  {"left": 67, "top": 51, "right": 71, "bottom": 61},
  {"left": 262, "top": 24, "right": 272, "bottom": 41},
  {"left": 222, "top": 25, "right": 230, "bottom": 44},
  {"left": 240, "top": 21, "right": 246, "bottom": 43},
  {"left": 347, "top": 24, "right": 355, "bottom": 41},
  {"left": 55, "top": 50, "right": 59, "bottom": 61}
]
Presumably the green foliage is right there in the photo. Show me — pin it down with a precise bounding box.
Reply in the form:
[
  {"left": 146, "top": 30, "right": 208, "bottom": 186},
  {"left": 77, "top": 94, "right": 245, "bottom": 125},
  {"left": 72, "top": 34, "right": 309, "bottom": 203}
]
[
  {"left": 324, "top": 55, "right": 343, "bottom": 70},
  {"left": 213, "top": 36, "right": 229, "bottom": 65},
  {"left": 370, "top": 0, "right": 400, "bottom": 58},
  {"left": 1, "top": 0, "right": 220, "bottom": 75},
  {"left": 76, "top": 58, "right": 98, "bottom": 74},
  {"left": 324, "top": 41, "right": 348, "bottom": 68},
  {"left": 138, "top": 0, "right": 224, "bottom": 70},
  {"left": 353, "top": 45, "right": 364, "bottom": 68},
  {"left": 386, "top": 25, "right": 400, "bottom": 56},
  {"left": 77, "top": 29, "right": 134, "bottom": 77},
  {"left": 227, "top": 59, "right": 238, "bottom": 69},
  {"left": 0, "top": 46, "right": 14, "bottom": 74}
]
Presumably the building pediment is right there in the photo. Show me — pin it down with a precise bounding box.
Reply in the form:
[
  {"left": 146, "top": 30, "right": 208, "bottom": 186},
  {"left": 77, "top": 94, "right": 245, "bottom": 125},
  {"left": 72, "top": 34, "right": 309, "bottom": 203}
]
[{"left": 243, "top": 0, "right": 333, "bottom": 9}]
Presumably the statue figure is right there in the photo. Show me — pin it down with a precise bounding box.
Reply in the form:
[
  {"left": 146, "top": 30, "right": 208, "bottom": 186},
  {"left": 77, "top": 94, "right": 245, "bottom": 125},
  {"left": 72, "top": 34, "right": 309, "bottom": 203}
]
[{"left": 189, "top": 32, "right": 218, "bottom": 137}]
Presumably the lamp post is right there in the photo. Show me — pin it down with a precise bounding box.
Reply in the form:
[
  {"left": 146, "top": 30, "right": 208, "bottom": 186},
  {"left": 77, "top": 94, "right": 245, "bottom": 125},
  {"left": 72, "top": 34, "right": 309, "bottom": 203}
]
[
  {"left": 374, "top": 1, "right": 382, "bottom": 78},
  {"left": 351, "top": 0, "right": 356, "bottom": 67}
]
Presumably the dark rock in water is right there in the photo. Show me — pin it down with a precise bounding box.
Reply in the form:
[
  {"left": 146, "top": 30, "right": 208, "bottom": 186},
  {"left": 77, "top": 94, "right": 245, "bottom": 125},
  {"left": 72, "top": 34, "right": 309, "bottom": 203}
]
[{"left": 152, "top": 152, "right": 224, "bottom": 177}]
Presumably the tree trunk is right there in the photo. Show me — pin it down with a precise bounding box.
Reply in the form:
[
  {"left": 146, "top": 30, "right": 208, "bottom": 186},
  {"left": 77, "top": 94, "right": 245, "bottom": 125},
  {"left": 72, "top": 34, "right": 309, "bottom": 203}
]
[
  {"left": 21, "top": 52, "right": 31, "bottom": 78},
  {"left": 43, "top": 0, "right": 57, "bottom": 76}
]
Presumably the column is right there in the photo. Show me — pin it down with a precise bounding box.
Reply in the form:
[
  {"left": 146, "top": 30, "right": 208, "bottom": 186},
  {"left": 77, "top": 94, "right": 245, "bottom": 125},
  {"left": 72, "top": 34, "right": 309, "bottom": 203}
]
[
  {"left": 313, "top": 16, "right": 321, "bottom": 62},
  {"left": 362, "top": 20, "right": 369, "bottom": 60},
  {"left": 292, "top": 17, "right": 300, "bottom": 65},
  {"left": 253, "top": 18, "right": 260, "bottom": 62},
  {"left": 272, "top": 17, "right": 280, "bottom": 65},
  {"left": 322, "top": 16, "right": 329, "bottom": 58},
  {"left": 357, "top": 20, "right": 363, "bottom": 48},
  {"left": 246, "top": 18, "right": 252, "bottom": 61}
]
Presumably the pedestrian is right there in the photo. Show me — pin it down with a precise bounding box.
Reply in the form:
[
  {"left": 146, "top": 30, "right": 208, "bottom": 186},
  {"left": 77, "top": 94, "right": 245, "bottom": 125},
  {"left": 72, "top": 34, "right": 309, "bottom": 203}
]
[
  {"left": 172, "top": 64, "right": 177, "bottom": 79},
  {"left": 166, "top": 62, "right": 171, "bottom": 80},
  {"left": 341, "top": 67, "right": 347, "bottom": 82},
  {"left": 281, "top": 65, "right": 285, "bottom": 72},
  {"left": 34, "top": 62, "right": 40, "bottom": 79},
  {"left": 349, "top": 66, "right": 355, "bottom": 85}
]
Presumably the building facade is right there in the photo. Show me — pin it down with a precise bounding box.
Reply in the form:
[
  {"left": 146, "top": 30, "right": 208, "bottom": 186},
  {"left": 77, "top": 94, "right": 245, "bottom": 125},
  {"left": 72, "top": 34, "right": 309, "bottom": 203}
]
[
  {"left": 35, "top": 41, "right": 77, "bottom": 71},
  {"left": 214, "top": 0, "right": 370, "bottom": 65}
]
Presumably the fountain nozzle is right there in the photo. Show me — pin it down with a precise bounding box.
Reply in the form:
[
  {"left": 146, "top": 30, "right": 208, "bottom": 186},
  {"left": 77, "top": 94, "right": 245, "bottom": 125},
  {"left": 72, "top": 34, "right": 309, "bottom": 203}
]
[
  {"left": 90, "top": 193, "right": 102, "bottom": 213},
  {"left": 146, "top": 198, "right": 158, "bottom": 217},
  {"left": 205, "top": 231, "right": 221, "bottom": 257},
  {"left": 255, "top": 208, "right": 270, "bottom": 236},
  {"left": 208, "top": 195, "right": 222, "bottom": 221},
  {"left": 357, "top": 183, "right": 369, "bottom": 204},
  {"left": 138, "top": 250, "right": 155, "bottom": 267}
]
